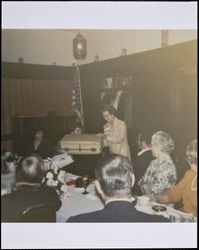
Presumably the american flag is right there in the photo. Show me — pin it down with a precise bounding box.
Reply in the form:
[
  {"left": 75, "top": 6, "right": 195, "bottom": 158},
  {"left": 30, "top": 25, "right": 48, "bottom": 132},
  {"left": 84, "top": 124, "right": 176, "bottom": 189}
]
[{"left": 72, "top": 65, "right": 85, "bottom": 128}]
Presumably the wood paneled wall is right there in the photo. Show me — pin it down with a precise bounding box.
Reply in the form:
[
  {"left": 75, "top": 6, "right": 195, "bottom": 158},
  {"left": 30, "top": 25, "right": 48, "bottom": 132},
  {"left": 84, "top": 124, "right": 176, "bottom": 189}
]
[
  {"left": 80, "top": 40, "right": 197, "bottom": 158},
  {"left": 1, "top": 78, "right": 73, "bottom": 151}
]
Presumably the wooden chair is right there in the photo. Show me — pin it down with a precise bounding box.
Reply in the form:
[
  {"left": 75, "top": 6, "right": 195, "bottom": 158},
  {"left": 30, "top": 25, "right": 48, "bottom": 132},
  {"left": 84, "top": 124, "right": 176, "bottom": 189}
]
[{"left": 20, "top": 204, "right": 56, "bottom": 222}]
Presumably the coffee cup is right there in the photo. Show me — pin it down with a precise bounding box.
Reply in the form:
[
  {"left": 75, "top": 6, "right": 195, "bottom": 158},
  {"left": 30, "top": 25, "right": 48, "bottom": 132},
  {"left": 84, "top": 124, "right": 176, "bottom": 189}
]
[{"left": 137, "top": 196, "right": 150, "bottom": 206}]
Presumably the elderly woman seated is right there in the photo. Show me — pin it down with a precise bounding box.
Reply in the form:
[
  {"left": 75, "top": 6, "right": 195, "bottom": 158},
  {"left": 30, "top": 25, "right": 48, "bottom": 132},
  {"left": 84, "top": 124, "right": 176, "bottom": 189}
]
[
  {"left": 138, "top": 131, "right": 177, "bottom": 199},
  {"left": 153, "top": 139, "right": 197, "bottom": 217},
  {"left": 1, "top": 154, "right": 62, "bottom": 222}
]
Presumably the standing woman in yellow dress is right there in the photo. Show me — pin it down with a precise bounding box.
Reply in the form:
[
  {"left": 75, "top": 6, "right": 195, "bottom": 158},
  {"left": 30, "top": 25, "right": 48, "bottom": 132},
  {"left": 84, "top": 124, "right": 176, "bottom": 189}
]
[{"left": 97, "top": 105, "right": 131, "bottom": 160}]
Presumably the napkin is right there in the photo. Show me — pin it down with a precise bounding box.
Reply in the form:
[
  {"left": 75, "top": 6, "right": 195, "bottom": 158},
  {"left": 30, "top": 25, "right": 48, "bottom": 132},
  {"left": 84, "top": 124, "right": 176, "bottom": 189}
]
[
  {"left": 66, "top": 179, "right": 76, "bottom": 186},
  {"left": 51, "top": 152, "right": 74, "bottom": 169}
]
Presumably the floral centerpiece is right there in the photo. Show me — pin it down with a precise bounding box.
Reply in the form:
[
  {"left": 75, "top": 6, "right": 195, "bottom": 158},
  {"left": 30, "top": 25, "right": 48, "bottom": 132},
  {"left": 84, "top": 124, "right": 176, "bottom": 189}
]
[
  {"left": 1, "top": 152, "right": 21, "bottom": 174},
  {"left": 42, "top": 165, "right": 68, "bottom": 199}
]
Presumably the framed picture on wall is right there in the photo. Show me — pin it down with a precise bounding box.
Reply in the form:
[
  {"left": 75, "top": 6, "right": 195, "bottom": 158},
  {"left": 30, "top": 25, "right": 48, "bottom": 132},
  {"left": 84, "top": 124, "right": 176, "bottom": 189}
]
[{"left": 100, "top": 75, "right": 133, "bottom": 92}]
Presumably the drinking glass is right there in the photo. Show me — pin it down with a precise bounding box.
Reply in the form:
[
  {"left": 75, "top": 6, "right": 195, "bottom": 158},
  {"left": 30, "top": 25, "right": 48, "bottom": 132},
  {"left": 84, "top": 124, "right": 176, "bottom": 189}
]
[{"left": 82, "top": 175, "right": 89, "bottom": 195}]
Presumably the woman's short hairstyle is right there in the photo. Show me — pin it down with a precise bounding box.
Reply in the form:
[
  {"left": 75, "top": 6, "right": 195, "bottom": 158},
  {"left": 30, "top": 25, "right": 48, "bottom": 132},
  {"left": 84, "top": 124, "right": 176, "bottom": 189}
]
[
  {"left": 186, "top": 139, "right": 197, "bottom": 165},
  {"left": 95, "top": 154, "right": 133, "bottom": 198},
  {"left": 69, "top": 122, "right": 82, "bottom": 133},
  {"left": 100, "top": 105, "right": 117, "bottom": 116},
  {"left": 138, "top": 131, "right": 152, "bottom": 145},
  {"left": 15, "top": 154, "right": 45, "bottom": 184},
  {"left": 151, "top": 131, "right": 174, "bottom": 154}
]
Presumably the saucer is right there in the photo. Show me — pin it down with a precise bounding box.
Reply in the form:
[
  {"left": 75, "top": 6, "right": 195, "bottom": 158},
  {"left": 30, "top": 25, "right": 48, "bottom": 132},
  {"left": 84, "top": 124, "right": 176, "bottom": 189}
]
[{"left": 152, "top": 205, "right": 167, "bottom": 212}]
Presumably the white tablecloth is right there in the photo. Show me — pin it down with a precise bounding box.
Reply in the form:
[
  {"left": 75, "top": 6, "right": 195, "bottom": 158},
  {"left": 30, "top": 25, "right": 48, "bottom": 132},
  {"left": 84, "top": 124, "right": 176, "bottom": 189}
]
[
  {"left": 1, "top": 171, "right": 104, "bottom": 222},
  {"left": 135, "top": 196, "right": 197, "bottom": 223},
  {"left": 56, "top": 182, "right": 104, "bottom": 222},
  {"left": 1, "top": 171, "right": 15, "bottom": 195},
  {"left": 1, "top": 172, "right": 196, "bottom": 223}
]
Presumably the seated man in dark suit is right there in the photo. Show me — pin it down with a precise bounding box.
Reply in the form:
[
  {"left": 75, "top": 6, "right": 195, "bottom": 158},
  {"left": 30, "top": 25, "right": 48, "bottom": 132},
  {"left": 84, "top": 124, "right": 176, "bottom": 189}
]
[
  {"left": 132, "top": 131, "right": 155, "bottom": 195},
  {"left": 1, "top": 154, "right": 61, "bottom": 222},
  {"left": 67, "top": 154, "right": 169, "bottom": 222},
  {"left": 25, "top": 129, "right": 54, "bottom": 159}
]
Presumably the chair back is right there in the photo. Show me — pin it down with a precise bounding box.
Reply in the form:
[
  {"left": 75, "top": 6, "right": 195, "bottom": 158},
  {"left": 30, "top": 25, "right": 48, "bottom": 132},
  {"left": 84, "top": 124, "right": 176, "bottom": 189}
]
[{"left": 20, "top": 203, "right": 56, "bottom": 222}]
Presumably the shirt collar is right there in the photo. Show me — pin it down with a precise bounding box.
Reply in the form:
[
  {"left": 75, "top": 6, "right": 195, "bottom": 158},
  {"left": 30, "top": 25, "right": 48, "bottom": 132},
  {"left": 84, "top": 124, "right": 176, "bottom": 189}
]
[{"left": 137, "top": 148, "right": 151, "bottom": 156}]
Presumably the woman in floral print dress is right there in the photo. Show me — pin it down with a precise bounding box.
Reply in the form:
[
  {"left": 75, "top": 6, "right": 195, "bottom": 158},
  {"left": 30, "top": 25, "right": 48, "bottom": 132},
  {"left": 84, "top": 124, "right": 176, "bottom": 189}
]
[{"left": 138, "top": 131, "right": 177, "bottom": 199}]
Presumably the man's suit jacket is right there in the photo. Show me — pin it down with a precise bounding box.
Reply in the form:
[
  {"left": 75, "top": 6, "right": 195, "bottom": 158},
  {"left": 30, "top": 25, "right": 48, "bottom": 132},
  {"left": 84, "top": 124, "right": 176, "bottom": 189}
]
[
  {"left": 133, "top": 150, "right": 154, "bottom": 195},
  {"left": 66, "top": 200, "right": 170, "bottom": 222},
  {"left": 1, "top": 186, "right": 62, "bottom": 222},
  {"left": 25, "top": 138, "right": 54, "bottom": 159}
]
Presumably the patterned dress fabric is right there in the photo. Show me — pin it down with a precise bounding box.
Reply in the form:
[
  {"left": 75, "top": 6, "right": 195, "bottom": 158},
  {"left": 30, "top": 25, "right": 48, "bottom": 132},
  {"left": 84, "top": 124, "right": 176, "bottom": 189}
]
[{"left": 138, "top": 154, "right": 177, "bottom": 196}]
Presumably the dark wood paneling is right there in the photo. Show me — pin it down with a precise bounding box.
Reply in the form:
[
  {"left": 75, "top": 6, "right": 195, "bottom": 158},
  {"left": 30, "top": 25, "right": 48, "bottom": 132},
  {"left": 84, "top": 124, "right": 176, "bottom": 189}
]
[
  {"left": 2, "top": 62, "right": 73, "bottom": 80},
  {"left": 79, "top": 40, "right": 197, "bottom": 158}
]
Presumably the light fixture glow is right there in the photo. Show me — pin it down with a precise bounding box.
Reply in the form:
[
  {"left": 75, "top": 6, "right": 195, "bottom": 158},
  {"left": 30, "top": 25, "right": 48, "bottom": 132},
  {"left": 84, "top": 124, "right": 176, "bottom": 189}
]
[{"left": 73, "top": 33, "right": 87, "bottom": 60}]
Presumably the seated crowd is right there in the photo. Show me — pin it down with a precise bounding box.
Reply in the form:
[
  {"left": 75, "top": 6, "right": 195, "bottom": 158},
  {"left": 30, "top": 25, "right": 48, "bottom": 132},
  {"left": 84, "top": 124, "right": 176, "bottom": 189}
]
[{"left": 1, "top": 112, "right": 197, "bottom": 222}]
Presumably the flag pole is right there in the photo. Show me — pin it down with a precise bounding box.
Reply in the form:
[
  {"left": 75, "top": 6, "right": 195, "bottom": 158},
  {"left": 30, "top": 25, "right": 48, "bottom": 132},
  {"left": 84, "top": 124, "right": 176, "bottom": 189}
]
[
  {"left": 76, "top": 64, "right": 85, "bottom": 130},
  {"left": 72, "top": 63, "right": 85, "bottom": 132}
]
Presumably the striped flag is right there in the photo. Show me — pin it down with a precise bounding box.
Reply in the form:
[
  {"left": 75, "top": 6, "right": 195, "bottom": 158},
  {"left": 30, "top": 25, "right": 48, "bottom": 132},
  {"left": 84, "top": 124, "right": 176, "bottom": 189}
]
[{"left": 72, "top": 64, "right": 85, "bottom": 129}]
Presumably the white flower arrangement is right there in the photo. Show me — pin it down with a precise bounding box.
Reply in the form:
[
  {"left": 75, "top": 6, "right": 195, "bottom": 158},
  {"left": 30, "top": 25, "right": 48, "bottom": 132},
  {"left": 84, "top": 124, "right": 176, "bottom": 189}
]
[
  {"left": 103, "top": 123, "right": 111, "bottom": 136},
  {"left": 42, "top": 165, "right": 68, "bottom": 198}
]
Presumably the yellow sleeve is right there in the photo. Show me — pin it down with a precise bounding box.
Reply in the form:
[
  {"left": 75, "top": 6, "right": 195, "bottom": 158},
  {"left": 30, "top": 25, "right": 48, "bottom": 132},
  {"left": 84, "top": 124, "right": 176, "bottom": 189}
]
[{"left": 166, "top": 171, "right": 189, "bottom": 203}]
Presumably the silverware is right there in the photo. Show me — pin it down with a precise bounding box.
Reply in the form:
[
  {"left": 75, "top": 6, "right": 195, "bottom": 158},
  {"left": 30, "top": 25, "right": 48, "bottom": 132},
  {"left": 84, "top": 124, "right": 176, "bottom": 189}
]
[{"left": 169, "top": 215, "right": 176, "bottom": 222}]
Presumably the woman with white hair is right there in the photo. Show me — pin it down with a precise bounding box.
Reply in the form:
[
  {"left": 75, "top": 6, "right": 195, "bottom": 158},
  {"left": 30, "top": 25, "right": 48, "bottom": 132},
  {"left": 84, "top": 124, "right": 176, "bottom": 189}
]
[
  {"left": 155, "top": 139, "right": 197, "bottom": 216},
  {"left": 138, "top": 131, "right": 177, "bottom": 198}
]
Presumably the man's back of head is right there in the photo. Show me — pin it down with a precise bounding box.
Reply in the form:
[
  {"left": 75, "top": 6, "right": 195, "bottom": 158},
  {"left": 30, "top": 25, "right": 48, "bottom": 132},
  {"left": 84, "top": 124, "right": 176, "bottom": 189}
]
[{"left": 95, "top": 154, "right": 134, "bottom": 200}]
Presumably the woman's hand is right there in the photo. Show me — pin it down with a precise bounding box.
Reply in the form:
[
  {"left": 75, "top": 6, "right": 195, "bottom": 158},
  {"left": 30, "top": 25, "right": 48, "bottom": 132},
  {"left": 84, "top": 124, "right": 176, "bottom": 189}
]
[
  {"left": 148, "top": 195, "right": 157, "bottom": 202},
  {"left": 158, "top": 194, "right": 169, "bottom": 204},
  {"left": 97, "top": 133, "right": 106, "bottom": 139}
]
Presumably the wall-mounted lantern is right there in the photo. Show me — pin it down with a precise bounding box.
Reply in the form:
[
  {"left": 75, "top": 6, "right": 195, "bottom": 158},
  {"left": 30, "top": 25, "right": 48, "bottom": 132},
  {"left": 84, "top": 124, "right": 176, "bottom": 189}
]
[{"left": 73, "top": 33, "right": 87, "bottom": 60}]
